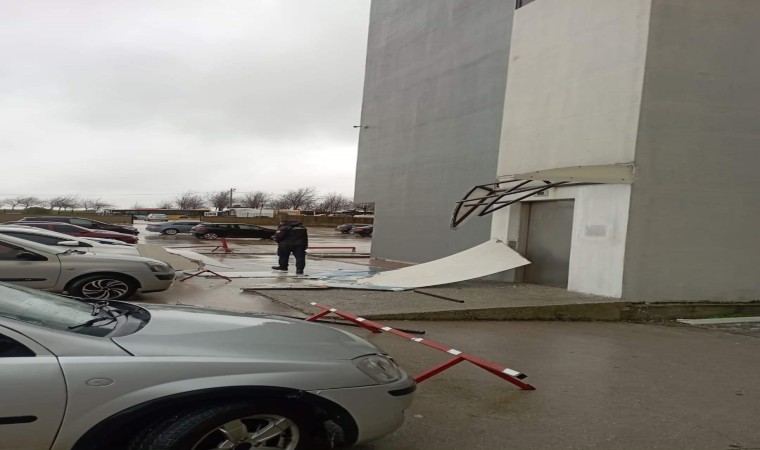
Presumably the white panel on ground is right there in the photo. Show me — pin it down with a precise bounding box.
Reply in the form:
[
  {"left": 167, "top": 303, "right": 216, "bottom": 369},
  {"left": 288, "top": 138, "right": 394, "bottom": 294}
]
[
  {"left": 163, "top": 248, "right": 234, "bottom": 269},
  {"left": 194, "top": 271, "right": 291, "bottom": 278},
  {"left": 357, "top": 239, "right": 530, "bottom": 289},
  {"left": 136, "top": 244, "right": 201, "bottom": 271}
]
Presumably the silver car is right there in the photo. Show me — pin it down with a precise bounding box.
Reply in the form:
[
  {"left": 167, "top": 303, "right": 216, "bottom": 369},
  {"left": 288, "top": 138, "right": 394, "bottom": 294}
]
[
  {"left": 0, "top": 233, "right": 174, "bottom": 300},
  {"left": 0, "top": 282, "right": 415, "bottom": 450},
  {"left": 146, "top": 220, "right": 205, "bottom": 235}
]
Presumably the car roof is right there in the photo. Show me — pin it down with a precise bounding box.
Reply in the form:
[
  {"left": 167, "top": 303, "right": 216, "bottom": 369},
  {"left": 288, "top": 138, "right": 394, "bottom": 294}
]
[
  {"left": 22, "top": 216, "right": 111, "bottom": 224},
  {"left": 9, "top": 221, "right": 93, "bottom": 230}
]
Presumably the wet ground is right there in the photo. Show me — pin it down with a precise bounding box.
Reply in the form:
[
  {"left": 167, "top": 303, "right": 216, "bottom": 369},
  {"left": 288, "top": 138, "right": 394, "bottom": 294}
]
[
  {"left": 135, "top": 221, "right": 377, "bottom": 314},
  {"left": 132, "top": 222, "right": 760, "bottom": 449},
  {"left": 349, "top": 320, "right": 760, "bottom": 450}
]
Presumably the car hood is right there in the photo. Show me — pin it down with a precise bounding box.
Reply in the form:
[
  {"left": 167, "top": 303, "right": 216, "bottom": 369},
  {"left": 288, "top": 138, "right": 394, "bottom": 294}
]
[{"left": 112, "top": 304, "right": 381, "bottom": 361}]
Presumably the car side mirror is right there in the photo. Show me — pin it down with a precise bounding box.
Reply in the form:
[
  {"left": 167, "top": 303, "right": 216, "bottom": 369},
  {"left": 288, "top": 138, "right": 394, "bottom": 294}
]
[{"left": 16, "top": 251, "right": 47, "bottom": 261}]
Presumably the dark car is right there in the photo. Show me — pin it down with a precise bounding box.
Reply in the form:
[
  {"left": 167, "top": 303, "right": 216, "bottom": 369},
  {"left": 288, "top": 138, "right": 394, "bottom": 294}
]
[
  {"left": 4, "top": 222, "right": 139, "bottom": 244},
  {"left": 146, "top": 220, "right": 205, "bottom": 235},
  {"left": 335, "top": 223, "right": 361, "bottom": 234},
  {"left": 19, "top": 216, "right": 138, "bottom": 235},
  {"left": 190, "top": 223, "right": 277, "bottom": 240},
  {"left": 351, "top": 225, "right": 373, "bottom": 237}
]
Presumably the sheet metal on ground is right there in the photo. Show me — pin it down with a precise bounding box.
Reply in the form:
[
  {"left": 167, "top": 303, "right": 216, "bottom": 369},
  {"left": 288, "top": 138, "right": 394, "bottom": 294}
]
[
  {"left": 136, "top": 244, "right": 233, "bottom": 271},
  {"left": 237, "top": 239, "right": 529, "bottom": 291},
  {"left": 356, "top": 239, "right": 530, "bottom": 289}
]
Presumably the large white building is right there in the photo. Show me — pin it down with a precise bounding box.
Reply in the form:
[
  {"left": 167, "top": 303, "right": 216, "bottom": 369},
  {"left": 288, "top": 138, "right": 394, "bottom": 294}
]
[{"left": 356, "top": 0, "right": 760, "bottom": 301}]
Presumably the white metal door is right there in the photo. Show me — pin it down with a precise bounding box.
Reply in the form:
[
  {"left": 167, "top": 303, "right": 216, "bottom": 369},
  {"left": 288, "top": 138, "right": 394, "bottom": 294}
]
[{"left": 523, "top": 200, "right": 574, "bottom": 288}]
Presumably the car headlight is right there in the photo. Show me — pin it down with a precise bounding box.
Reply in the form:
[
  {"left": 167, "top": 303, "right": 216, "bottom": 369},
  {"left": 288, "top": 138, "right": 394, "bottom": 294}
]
[
  {"left": 146, "top": 262, "right": 172, "bottom": 273},
  {"left": 354, "top": 354, "right": 403, "bottom": 384}
]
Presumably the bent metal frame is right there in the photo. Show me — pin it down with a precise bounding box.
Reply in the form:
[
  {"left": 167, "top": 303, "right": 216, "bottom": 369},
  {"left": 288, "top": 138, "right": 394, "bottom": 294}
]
[
  {"left": 306, "top": 302, "right": 535, "bottom": 390},
  {"left": 451, "top": 164, "right": 634, "bottom": 229}
]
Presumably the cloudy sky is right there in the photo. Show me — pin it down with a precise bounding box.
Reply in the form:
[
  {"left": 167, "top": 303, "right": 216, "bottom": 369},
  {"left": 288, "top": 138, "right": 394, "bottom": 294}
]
[{"left": 0, "top": 0, "right": 371, "bottom": 208}]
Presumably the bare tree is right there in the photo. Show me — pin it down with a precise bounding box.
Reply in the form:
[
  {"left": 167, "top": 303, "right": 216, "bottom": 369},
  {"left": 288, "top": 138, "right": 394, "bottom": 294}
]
[
  {"left": 64, "top": 196, "right": 80, "bottom": 211},
  {"left": 268, "top": 196, "right": 289, "bottom": 210},
  {"left": 276, "top": 187, "right": 318, "bottom": 210},
  {"left": 13, "top": 196, "right": 43, "bottom": 210},
  {"left": 5, "top": 198, "right": 22, "bottom": 210},
  {"left": 174, "top": 191, "right": 206, "bottom": 209},
  {"left": 318, "top": 193, "right": 351, "bottom": 215},
  {"left": 353, "top": 202, "right": 375, "bottom": 214},
  {"left": 81, "top": 198, "right": 112, "bottom": 212},
  {"left": 131, "top": 202, "right": 145, "bottom": 209},
  {"left": 92, "top": 199, "right": 113, "bottom": 212},
  {"left": 48, "top": 195, "right": 78, "bottom": 212},
  {"left": 206, "top": 191, "right": 232, "bottom": 210},
  {"left": 156, "top": 200, "right": 175, "bottom": 209},
  {"left": 80, "top": 198, "right": 97, "bottom": 211},
  {"left": 241, "top": 191, "right": 271, "bottom": 209}
]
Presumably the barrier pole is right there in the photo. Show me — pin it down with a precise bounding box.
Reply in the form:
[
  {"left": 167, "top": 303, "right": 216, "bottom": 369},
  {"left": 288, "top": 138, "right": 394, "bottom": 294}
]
[
  {"left": 306, "top": 302, "right": 535, "bottom": 390},
  {"left": 414, "top": 356, "right": 465, "bottom": 383}
]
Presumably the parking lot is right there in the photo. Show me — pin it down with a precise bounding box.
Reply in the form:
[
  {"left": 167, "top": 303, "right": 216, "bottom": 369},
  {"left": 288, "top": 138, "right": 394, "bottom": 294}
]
[{"left": 133, "top": 221, "right": 760, "bottom": 450}]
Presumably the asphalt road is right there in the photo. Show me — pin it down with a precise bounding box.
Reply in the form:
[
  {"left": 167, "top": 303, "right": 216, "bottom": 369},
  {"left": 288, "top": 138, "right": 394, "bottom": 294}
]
[{"left": 347, "top": 320, "right": 760, "bottom": 450}]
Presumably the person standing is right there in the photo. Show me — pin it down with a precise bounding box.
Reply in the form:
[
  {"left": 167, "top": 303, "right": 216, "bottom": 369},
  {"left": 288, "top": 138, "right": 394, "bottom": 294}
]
[{"left": 271, "top": 221, "right": 309, "bottom": 275}]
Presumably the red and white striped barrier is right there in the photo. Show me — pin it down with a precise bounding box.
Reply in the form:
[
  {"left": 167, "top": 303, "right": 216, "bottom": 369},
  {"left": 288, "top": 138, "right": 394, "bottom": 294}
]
[{"left": 305, "top": 302, "right": 535, "bottom": 390}]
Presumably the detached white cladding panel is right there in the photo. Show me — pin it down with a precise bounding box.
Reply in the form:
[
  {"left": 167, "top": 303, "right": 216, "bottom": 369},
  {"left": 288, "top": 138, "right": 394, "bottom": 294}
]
[{"left": 499, "top": 0, "right": 651, "bottom": 174}]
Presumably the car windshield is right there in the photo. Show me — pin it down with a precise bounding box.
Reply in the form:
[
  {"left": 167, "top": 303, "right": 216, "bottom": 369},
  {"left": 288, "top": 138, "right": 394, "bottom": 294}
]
[
  {"left": 0, "top": 283, "right": 129, "bottom": 334},
  {"left": 0, "top": 283, "right": 149, "bottom": 336}
]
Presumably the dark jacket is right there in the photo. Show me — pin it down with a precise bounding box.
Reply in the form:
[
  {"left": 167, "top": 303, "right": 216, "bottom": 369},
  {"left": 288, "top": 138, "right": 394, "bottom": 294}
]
[{"left": 273, "top": 221, "right": 308, "bottom": 247}]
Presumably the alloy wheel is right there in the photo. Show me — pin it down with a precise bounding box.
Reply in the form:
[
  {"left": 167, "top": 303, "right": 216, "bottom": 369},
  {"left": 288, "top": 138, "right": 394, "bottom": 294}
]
[
  {"left": 80, "top": 279, "right": 130, "bottom": 300},
  {"left": 191, "top": 415, "right": 300, "bottom": 450}
]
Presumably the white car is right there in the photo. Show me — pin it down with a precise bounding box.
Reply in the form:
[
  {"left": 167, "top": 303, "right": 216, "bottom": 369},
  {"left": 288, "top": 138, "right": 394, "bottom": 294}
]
[
  {"left": 147, "top": 213, "right": 169, "bottom": 221},
  {"left": 0, "top": 234, "right": 174, "bottom": 300},
  {"left": 0, "top": 282, "right": 415, "bottom": 450},
  {"left": 0, "top": 225, "right": 140, "bottom": 256}
]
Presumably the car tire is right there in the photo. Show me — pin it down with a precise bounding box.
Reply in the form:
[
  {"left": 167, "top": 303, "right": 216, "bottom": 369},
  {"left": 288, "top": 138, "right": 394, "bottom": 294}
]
[
  {"left": 66, "top": 274, "right": 138, "bottom": 300},
  {"left": 163, "top": 228, "right": 179, "bottom": 235},
  {"left": 127, "top": 402, "right": 327, "bottom": 450},
  {"left": 202, "top": 232, "right": 218, "bottom": 240}
]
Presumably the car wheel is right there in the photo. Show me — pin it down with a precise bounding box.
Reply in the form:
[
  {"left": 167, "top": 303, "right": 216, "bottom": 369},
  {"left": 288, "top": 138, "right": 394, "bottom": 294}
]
[
  {"left": 67, "top": 275, "right": 138, "bottom": 300},
  {"left": 202, "top": 232, "right": 218, "bottom": 240},
  {"left": 127, "top": 402, "right": 327, "bottom": 450},
  {"left": 163, "top": 228, "right": 179, "bottom": 235}
]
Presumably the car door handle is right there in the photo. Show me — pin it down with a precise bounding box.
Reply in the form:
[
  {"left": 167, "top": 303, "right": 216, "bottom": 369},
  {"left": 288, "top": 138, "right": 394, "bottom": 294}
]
[{"left": 0, "top": 416, "right": 37, "bottom": 424}]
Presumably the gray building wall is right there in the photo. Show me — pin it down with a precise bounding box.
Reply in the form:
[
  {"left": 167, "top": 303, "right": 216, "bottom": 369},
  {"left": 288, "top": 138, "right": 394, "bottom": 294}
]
[
  {"left": 354, "top": 1, "right": 514, "bottom": 263},
  {"left": 623, "top": 0, "right": 760, "bottom": 300}
]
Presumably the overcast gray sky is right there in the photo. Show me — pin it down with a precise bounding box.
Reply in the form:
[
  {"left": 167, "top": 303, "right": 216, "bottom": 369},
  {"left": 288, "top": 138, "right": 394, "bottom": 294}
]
[{"left": 0, "top": 0, "right": 371, "bottom": 208}]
